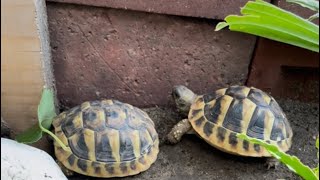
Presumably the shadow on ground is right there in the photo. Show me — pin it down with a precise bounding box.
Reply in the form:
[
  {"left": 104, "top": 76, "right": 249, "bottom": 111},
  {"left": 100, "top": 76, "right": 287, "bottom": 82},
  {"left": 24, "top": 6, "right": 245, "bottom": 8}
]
[{"left": 70, "top": 99, "right": 319, "bottom": 180}]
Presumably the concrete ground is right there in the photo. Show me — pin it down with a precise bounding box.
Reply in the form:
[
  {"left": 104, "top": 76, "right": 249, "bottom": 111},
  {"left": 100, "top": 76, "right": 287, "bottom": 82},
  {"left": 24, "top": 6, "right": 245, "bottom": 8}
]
[{"left": 70, "top": 99, "right": 319, "bottom": 180}]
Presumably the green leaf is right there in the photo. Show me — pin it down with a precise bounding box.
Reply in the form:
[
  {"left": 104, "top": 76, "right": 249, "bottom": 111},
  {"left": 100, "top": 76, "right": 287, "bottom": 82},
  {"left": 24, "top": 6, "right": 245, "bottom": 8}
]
[
  {"left": 317, "top": 136, "right": 319, "bottom": 159},
  {"left": 15, "top": 123, "right": 42, "bottom": 144},
  {"left": 14, "top": 88, "right": 71, "bottom": 152},
  {"left": 237, "top": 133, "right": 318, "bottom": 180},
  {"left": 314, "top": 166, "right": 319, "bottom": 178},
  {"left": 224, "top": 15, "right": 318, "bottom": 51},
  {"left": 316, "top": 137, "right": 319, "bottom": 178},
  {"left": 38, "top": 89, "right": 56, "bottom": 129},
  {"left": 309, "top": 13, "right": 319, "bottom": 21},
  {"left": 287, "top": 0, "right": 319, "bottom": 12},
  {"left": 241, "top": 0, "right": 318, "bottom": 34},
  {"left": 15, "top": 88, "right": 56, "bottom": 144},
  {"left": 215, "top": 0, "right": 319, "bottom": 52},
  {"left": 215, "top": 22, "right": 229, "bottom": 31},
  {"left": 37, "top": 88, "right": 71, "bottom": 152}
]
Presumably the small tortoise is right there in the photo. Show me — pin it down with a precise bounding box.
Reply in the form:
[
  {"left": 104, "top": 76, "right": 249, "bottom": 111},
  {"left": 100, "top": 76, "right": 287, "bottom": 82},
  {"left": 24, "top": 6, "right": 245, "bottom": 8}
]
[
  {"left": 167, "top": 85, "right": 293, "bottom": 167},
  {"left": 52, "top": 99, "right": 159, "bottom": 178}
]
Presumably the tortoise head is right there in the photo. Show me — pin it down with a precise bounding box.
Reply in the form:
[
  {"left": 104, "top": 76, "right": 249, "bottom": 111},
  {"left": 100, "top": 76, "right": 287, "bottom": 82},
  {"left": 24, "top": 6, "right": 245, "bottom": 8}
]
[{"left": 172, "top": 85, "right": 197, "bottom": 116}]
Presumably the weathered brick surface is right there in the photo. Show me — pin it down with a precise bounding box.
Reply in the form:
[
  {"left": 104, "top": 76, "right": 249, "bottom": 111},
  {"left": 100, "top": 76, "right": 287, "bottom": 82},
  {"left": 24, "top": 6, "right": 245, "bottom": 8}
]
[
  {"left": 46, "top": 0, "right": 263, "bottom": 20},
  {"left": 277, "top": 0, "right": 319, "bottom": 24},
  {"left": 247, "top": 1, "right": 319, "bottom": 102},
  {"left": 247, "top": 38, "right": 319, "bottom": 102},
  {"left": 47, "top": 3, "right": 256, "bottom": 108}
]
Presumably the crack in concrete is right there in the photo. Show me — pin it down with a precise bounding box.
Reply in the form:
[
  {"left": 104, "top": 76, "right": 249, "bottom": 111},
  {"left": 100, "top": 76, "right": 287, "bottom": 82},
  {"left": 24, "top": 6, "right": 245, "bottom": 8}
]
[
  {"left": 134, "top": 40, "right": 155, "bottom": 105},
  {"left": 105, "top": 11, "right": 114, "bottom": 27},
  {"left": 103, "top": 12, "right": 151, "bottom": 105},
  {"left": 75, "top": 24, "right": 138, "bottom": 100}
]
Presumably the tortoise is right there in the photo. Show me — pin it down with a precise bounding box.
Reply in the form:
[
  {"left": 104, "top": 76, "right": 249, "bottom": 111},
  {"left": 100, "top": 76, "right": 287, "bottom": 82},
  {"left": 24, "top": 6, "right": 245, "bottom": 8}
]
[
  {"left": 52, "top": 99, "right": 159, "bottom": 178},
  {"left": 167, "top": 85, "right": 293, "bottom": 167}
]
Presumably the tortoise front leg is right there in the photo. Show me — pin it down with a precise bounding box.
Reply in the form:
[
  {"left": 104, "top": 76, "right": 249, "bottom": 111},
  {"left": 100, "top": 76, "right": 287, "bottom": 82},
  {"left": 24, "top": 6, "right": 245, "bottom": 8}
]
[{"left": 167, "top": 119, "right": 192, "bottom": 144}]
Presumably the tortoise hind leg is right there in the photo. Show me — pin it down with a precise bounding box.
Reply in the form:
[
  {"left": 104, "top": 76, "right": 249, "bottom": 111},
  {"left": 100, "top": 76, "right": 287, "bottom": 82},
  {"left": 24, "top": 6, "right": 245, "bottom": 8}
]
[
  {"left": 265, "top": 157, "right": 280, "bottom": 169},
  {"left": 56, "top": 161, "right": 74, "bottom": 177},
  {"left": 167, "top": 119, "right": 192, "bottom": 144}
]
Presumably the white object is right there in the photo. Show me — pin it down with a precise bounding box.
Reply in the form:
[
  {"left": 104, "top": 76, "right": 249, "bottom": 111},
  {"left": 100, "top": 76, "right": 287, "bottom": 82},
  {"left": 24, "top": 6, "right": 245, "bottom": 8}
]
[{"left": 1, "top": 138, "right": 67, "bottom": 180}]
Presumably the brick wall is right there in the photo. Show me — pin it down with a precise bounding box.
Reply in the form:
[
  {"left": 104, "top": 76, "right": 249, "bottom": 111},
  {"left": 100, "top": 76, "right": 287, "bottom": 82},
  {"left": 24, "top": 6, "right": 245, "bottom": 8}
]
[{"left": 46, "top": 0, "right": 319, "bottom": 108}]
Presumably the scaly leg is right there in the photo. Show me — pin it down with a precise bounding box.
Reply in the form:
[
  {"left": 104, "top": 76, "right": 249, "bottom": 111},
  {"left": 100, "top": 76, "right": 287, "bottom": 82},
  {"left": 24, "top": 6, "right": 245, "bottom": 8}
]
[
  {"left": 186, "top": 128, "right": 196, "bottom": 134},
  {"left": 265, "top": 157, "right": 280, "bottom": 169},
  {"left": 167, "top": 119, "right": 192, "bottom": 144}
]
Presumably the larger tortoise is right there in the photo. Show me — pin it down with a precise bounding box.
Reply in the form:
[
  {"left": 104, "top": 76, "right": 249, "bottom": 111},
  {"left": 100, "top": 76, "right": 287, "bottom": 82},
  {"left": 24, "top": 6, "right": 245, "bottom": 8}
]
[
  {"left": 167, "top": 85, "right": 293, "bottom": 167},
  {"left": 52, "top": 99, "right": 159, "bottom": 178}
]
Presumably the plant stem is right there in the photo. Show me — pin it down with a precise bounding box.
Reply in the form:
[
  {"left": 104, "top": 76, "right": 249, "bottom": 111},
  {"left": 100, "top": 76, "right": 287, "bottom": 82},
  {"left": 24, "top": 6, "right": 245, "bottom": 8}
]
[{"left": 41, "top": 126, "right": 71, "bottom": 153}]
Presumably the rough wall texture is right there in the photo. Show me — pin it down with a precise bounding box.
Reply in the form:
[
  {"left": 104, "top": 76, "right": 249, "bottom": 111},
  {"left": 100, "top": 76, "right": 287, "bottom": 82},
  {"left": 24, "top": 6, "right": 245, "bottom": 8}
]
[
  {"left": 47, "top": 3, "right": 256, "bottom": 108},
  {"left": 47, "top": 0, "right": 264, "bottom": 20},
  {"left": 247, "top": 0, "right": 319, "bottom": 102},
  {"left": 277, "top": 0, "right": 319, "bottom": 24},
  {"left": 247, "top": 38, "right": 319, "bottom": 102}
]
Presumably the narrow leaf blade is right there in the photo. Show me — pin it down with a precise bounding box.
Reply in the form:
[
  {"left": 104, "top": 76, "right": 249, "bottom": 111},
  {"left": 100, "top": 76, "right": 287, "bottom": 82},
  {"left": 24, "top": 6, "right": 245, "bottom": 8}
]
[
  {"left": 224, "top": 18, "right": 319, "bottom": 52},
  {"left": 241, "top": 1, "right": 319, "bottom": 34},
  {"left": 314, "top": 166, "right": 319, "bottom": 178},
  {"left": 215, "top": 22, "right": 229, "bottom": 31},
  {"left": 316, "top": 136, "right": 319, "bottom": 159},
  {"left": 287, "top": 0, "right": 319, "bottom": 11},
  {"left": 237, "top": 134, "right": 318, "bottom": 180},
  {"left": 215, "top": 0, "right": 319, "bottom": 52},
  {"left": 309, "top": 13, "right": 319, "bottom": 21}
]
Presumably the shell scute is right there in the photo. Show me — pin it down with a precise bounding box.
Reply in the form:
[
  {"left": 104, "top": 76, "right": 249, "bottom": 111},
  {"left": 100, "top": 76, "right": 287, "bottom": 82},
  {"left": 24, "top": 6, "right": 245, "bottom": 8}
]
[
  {"left": 189, "top": 86, "right": 293, "bottom": 157},
  {"left": 53, "top": 99, "right": 159, "bottom": 177}
]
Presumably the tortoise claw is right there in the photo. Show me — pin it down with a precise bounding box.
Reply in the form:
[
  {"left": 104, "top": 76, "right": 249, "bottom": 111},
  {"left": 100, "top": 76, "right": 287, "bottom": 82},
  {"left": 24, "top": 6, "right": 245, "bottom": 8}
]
[{"left": 265, "top": 158, "right": 280, "bottom": 169}]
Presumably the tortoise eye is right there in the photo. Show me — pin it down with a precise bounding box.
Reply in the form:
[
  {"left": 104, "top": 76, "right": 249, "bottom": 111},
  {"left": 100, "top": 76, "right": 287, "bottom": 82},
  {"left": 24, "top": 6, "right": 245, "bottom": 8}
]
[{"left": 172, "top": 90, "right": 180, "bottom": 99}]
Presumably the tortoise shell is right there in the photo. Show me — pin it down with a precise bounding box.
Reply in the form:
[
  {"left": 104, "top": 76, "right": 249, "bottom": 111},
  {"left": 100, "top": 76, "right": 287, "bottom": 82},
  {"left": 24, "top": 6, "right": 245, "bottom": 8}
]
[
  {"left": 189, "top": 86, "right": 293, "bottom": 157},
  {"left": 52, "top": 99, "right": 159, "bottom": 178}
]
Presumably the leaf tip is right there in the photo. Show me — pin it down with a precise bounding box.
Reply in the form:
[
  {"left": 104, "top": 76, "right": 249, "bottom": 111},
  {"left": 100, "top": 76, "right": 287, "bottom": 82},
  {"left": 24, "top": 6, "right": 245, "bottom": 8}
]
[{"left": 215, "top": 22, "right": 229, "bottom": 31}]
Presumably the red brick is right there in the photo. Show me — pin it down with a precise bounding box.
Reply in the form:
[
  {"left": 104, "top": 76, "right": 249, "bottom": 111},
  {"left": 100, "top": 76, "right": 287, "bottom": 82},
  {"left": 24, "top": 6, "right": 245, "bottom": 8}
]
[
  {"left": 46, "top": 0, "right": 266, "bottom": 20},
  {"left": 247, "top": 1, "right": 319, "bottom": 102},
  {"left": 247, "top": 38, "right": 319, "bottom": 102},
  {"left": 277, "top": 0, "right": 319, "bottom": 24},
  {"left": 47, "top": 3, "right": 256, "bottom": 108}
]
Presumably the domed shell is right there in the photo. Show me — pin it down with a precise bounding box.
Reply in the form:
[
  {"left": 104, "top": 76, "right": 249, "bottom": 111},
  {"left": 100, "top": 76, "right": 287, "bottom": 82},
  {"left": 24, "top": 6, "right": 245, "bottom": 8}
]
[
  {"left": 52, "top": 99, "right": 159, "bottom": 178},
  {"left": 188, "top": 86, "right": 293, "bottom": 157}
]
